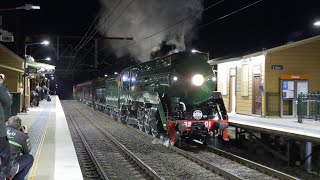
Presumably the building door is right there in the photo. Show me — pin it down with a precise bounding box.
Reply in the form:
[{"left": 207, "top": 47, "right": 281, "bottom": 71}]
[
  {"left": 229, "top": 76, "right": 236, "bottom": 113},
  {"left": 252, "top": 76, "right": 262, "bottom": 115}
]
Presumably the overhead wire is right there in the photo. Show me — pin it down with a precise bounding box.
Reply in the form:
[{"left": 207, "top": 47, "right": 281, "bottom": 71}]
[
  {"left": 75, "top": 0, "right": 135, "bottom": 55},
  {"left": 71, "top": 0, "right": 136, "bottom": 73},
  {"left": 198, "top": 0, "right": 263, "bottom": 29},
  {"left": 68, "top": 0, "right": 124, "bottom": 72},
  {"left": 66, "top": 8, "right": 104, "bottom": 72},
  {"left": 74, "top": 7, "right": 104, "bottom": 51}
]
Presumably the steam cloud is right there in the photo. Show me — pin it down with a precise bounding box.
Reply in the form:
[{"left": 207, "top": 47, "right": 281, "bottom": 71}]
[{"left": 98, "top": 0, "right": 204, "bottom": 62}]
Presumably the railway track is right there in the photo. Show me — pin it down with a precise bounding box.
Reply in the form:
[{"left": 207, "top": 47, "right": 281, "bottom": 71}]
[
  {"left": 66, "top": 101, "right": 229, "bottom": 179},
  {"left": 127, "top": 123, "right": 298, "bottom": 180},
  {"left": 62, "top": 101, "right": 161, "bottom": 180},
  {"left": 63, "top": 103, "right": 110, "bottom": 180},
  {"left": 66, "top": 100, "right": 300, "bottom": 180}
]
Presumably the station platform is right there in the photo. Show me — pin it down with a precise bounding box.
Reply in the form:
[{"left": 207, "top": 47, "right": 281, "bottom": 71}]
[
  {"left": 228, "top": 113, "right": 320, "bottom": 143},
  {"left": 16, "top": 95, "right": 83, "bottom": 180}
]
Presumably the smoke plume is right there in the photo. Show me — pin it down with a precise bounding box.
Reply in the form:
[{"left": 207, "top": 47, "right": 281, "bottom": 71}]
[{"left": 98, "top": 0, "right": 204, "bottom": 62}]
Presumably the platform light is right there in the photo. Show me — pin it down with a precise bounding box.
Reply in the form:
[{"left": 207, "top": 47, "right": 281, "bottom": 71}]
[
  {"left": 212, "top": 76, "right": 217, "bottom": 82},
  {"left": 104, "top": 74, "right": 108, "bottom": 77},
  {"left": 0, "top": 4, "right": 40, "bottom": 12},
  {"left": 314, "top": 20, "right": 320, "bottom": 26},
  {"left": 41, "top": 40, "right": 50, "bottom": 45},
  {"left": 45, "top": 57, "right": 51, "bottom": 61},
  {"left": 114, "top": 72, "right": 118, "bottom": 75},
  {"left": 191, "top": 49, "right": 199, "bottom": 53}
]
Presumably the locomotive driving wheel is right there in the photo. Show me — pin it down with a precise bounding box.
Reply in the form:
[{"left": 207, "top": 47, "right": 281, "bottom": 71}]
[
  {"left": 144, "top": 116, "right": 151, "bottom": 134},
  {"left": 137, "top": 106, "right": 144, "bottom": 131},
  {"left": 144, "top": 109, "right": 151, "bottom": 134},
  {"left": 149, "top": 111, "right": 160, "bottom": 137},
  {"left": 138, "top": 118, "right": 144, "bottom": 131},
  {"left": 151, "top": 126, "right": 159, "bottom": 137}
]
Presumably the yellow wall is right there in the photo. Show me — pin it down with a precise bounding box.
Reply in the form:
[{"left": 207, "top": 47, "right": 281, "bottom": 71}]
[
  {"left": 265, "top": 39, "right": 320, "bottom": 94},
  {"left": 0, "top": 67, "right": 21, "bottom": 92}
]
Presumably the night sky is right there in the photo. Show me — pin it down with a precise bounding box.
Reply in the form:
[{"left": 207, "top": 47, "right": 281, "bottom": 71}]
[{"left": 1, "top": 0, "right": 320, "bottom": 99}]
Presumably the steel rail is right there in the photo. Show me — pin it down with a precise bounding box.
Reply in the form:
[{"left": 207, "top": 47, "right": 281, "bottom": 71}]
[
  {"left": 206, "top": 146, "right": 300, "bottom": 180},
  {"left": 64, "top": 105, "right": 110, "bottom": 180},
  {"left": 77, "top": 100, "right": 299, "bottom": 180},
  {"left": 91, "top": 104, "right": 245, "bottom": 179},
  {"left": 167, "top": 145, "right": 244, "bottom": 180},
  {"left": 70, "top": 102, "right": 164, "bottom": 180}
]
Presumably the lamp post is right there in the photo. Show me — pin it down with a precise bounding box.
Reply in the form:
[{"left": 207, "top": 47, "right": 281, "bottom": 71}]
[
  {"left": 0, "top": 4, "right": 40, "bottom": 12},
  {"left": 21, "top": 40, "right": 50, "bottom": 112},
  {"left": 0, "top": 4, "right": 40, "bottom": 11},
  {"left": 191, "top": 49, "right": 210, "bottom": 60}
]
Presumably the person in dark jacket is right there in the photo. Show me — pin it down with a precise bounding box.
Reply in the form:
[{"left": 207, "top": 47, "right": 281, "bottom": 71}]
[
  {"left": 0, "top": 74, "right": 12, "bottom": 180},
  {"left": 35, "top": 86, "right": 40, "bottom": 107},
  {"left": 6, "top": 116, "right": 33, "bottom": 180}
]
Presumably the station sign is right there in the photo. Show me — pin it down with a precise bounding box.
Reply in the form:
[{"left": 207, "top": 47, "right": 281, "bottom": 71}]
[{"left": 272, "top": 65, "right": 283, "bottom": 70}]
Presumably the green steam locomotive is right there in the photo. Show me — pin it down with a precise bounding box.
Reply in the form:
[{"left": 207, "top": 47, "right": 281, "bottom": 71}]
[{"left": 74, "top": 52, "right": 229, "bottom": 146}]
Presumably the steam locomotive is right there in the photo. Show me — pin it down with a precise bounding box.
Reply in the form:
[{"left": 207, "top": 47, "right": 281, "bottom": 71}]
[{"left": 73, "top": 52, "right": 229, "bottom": 147}]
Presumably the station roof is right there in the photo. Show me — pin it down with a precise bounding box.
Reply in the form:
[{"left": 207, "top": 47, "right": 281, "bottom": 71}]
[
  {"left": 27, "top": 61, "right": 55, "bottom": 75},
  {"left": 0, "top": 43, "right": 24, "bottom": 72},
  {"left": 208, "top": 35, "right": 320, "bottom": 65}
]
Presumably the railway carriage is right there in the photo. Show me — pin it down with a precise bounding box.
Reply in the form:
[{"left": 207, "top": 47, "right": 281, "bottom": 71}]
[{"left": 74, "top": 52, "right": 229, "bottom": 146}]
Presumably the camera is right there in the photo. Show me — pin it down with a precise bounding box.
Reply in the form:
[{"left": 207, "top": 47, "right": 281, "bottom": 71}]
[{"left": 20, "top": 126, "right": 28, "bottom": 133}]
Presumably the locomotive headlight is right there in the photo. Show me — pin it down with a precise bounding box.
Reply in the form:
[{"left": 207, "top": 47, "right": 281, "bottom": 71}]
[
  {"left": 173, "top": 76, "right": 178, "bottom": 81},
  {"left": 192, "top": 74, "right": 204, "bottom": 86}
]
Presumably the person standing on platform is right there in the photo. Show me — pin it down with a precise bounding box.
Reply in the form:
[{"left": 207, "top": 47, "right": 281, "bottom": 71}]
[
  {"left": 35, "top": 86, "right": 40, "bottom": 107},
  {"left": 0, "top": 74, "right": 12, "bottom": 180},
  {"left": 6, "top": 116, "right": 33, "bottom": 180}
]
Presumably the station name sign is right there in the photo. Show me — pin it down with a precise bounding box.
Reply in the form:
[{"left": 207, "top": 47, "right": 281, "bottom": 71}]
[{"left": 272, "top": 65, "right": 283, "bottom": 70}]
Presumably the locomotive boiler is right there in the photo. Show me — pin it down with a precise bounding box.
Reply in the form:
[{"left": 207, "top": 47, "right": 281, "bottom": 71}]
[{"left": 74, "top": 52, "right": 229, "bottom": 147}]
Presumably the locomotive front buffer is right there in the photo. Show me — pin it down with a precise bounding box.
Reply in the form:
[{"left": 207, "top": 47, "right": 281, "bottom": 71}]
[{"left": 167, "top": 118, "right": 229, "bottom": 147}]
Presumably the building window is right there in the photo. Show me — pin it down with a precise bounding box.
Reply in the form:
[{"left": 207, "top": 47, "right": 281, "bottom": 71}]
[
  {"left": 241, "top": 64, "right": 249, "bottom": 96},
  {"left": 218, "top": 67, "right": 228, "bottom": 96}
]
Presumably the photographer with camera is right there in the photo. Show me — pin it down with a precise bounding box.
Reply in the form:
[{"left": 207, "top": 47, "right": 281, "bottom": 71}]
[
  {"left": 6, "top": 116, "right": 33, "bottom": 180},
  {"left": 0, "top": 74, "right": 12, "bottom": 180}
]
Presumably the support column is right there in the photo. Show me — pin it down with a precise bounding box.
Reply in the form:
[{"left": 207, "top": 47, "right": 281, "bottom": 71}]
[
  {"left": 305, "top": 142, "right": 312, "bottom": 172},
  {"left": 286, "top": 140, "right": 295, "bottom": 166},
  {"left": 235, "top": 127, "right": 238, "bottom": 141}
]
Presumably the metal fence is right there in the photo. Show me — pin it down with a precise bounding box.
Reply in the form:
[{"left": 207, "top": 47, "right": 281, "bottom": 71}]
[
  {"left": 297, "top": 92, "right": 320, "bottom": 123},
  {"left": 266, "top": 92, "right": 280, "bottom": 116}
]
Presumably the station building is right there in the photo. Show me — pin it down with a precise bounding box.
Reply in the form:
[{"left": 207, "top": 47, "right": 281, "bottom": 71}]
[
  {"left": 0, "top": 43, "right": 55, "bottom": 115},
  {"left": 209, "top": 35, "right": 320, "bottom": 117},
  {"left": 0, "top": 43, "right": 24, "bottom": 92}
]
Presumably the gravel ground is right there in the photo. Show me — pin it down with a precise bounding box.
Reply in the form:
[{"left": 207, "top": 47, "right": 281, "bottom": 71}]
[
  {"left": 211, "top": 128, "right": 320, "bottom": 180},
  {"left": 73, "top": 101, "right": 226, "bottom": 180},
  {"left": 183, "top": 146, "right": 277, "bottom": 180}
]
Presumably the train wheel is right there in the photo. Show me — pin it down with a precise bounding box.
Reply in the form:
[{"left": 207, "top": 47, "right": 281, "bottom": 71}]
[
  {"left": 138, "top": 118, "right": 144, "bottom": 131},
  {"left": 174, "top": 133, "right": 183, "bottom": 148},
  {"left": 151, "top": 126, "right": 159, "bottom": 137},
  {"left": 144, "top": 117, "right": 151, "bottom": 134},
  {"left": 150, "top": 114, "right": 160, "bottom": 137}
]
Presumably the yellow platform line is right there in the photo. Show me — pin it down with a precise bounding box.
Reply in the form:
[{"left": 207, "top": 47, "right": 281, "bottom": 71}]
[{"left": 27, "top": 108, "right": 52, "bottom": 180}]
